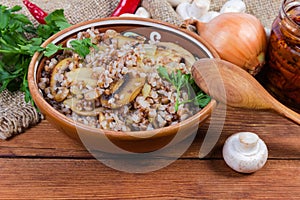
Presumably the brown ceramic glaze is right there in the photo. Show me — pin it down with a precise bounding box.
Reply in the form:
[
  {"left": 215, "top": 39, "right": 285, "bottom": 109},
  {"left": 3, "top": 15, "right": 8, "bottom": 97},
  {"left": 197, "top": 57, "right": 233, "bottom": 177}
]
[{"left": 28, "top": 17, "right": 218, "bottom": 153}]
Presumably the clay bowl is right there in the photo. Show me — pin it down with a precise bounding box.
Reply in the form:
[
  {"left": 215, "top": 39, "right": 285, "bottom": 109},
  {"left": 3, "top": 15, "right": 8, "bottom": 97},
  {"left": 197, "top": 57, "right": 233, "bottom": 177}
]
[{"left": 28, "top": 17, "right": 218, "bottom": 153}]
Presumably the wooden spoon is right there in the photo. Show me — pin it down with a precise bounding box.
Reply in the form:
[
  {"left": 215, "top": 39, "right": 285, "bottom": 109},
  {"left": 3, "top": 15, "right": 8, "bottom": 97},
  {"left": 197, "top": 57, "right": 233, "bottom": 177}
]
[{"left": 191, "top": 58, "right": 300, "bottom": 125}]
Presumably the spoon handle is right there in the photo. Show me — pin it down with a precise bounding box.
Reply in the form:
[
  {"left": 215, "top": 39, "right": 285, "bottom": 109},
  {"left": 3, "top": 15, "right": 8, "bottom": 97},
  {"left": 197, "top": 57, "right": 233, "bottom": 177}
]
[{"left": 267, "top": 94, "right": 300, "bottom": 125}]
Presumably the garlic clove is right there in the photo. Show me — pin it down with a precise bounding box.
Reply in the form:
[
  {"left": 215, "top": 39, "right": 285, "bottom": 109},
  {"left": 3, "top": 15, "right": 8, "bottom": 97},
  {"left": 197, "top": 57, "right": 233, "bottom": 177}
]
[
  {"left": 220, "top": 0, "right": 246, "bottom": 13},
  {"left": 198, "top": 11, "right": 220, "bottom": 23},
  {"left": 222, "top": 132, "right": 268, "bottom": 173}
]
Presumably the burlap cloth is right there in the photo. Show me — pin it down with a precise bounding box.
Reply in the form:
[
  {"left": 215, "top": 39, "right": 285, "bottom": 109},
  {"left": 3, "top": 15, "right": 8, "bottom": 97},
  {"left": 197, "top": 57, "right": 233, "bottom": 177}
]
[{"left": 0, "top": 0, "right": 281, "bottom": 139}]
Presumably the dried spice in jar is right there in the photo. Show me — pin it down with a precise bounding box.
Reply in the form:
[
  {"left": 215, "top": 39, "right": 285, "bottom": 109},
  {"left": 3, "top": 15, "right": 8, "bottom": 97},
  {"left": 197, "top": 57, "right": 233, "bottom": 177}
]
[{"left": 267, "top": 0, "right": 300, "bottom": 109}]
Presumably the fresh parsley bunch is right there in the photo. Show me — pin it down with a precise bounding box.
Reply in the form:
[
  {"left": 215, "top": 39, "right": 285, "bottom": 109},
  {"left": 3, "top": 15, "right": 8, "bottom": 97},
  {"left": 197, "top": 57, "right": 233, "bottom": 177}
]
[{"left": 0, "top": 5, "right": 71, "bottom": 103}]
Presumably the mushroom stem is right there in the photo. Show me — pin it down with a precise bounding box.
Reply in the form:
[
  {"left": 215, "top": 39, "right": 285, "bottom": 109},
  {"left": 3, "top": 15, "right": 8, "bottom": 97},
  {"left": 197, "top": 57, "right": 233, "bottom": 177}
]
[{"left": 237, "top": 132, "right": 259, "bottom": 155}]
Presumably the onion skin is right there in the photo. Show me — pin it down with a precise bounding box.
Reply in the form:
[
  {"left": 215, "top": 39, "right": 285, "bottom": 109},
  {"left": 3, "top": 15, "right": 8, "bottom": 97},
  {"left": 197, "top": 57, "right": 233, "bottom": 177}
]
[{"left": 185, "top": 13, "right": 267, "bottom": 76}]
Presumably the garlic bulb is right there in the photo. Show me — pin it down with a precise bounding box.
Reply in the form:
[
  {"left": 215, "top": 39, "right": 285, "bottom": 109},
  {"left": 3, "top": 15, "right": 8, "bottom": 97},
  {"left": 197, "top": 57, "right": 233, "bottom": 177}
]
[{"left": 222, "top": 132, "right": 268, "bottom": 173}]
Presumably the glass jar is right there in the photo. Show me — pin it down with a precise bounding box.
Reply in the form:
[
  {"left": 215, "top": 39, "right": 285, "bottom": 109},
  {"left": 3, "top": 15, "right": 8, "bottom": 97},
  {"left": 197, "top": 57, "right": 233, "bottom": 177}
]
[{"left": 266, "top": 0, "right": 300, "bottom": 110}]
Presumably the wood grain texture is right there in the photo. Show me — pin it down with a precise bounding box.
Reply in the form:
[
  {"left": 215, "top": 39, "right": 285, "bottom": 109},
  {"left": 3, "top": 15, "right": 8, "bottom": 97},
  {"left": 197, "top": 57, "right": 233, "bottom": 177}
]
[
  {"left": 0, "top": 121, "right": 91, "bottom": 158},
  {"left": 0, "top": 107, "right": 298, "bottom": 159},
  {"left": 0, "top": 159, "right": 299, "bottom": 199},
  {"left": 0, "top": 106, "right": 298, "bottom": 199}
]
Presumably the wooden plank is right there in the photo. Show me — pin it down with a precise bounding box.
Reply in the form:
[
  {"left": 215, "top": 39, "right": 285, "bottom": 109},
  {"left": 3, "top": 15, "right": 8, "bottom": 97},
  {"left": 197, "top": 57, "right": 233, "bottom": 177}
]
[
  {"left": 0, "top": 158, "right": 299, "bottom": 199},
  {"left": 0, "top": 107, "right": 298, "bottom": 159},
  {"left": 0, "top": 120, "right": 91, "bottom": 158},
  {"left": 188, "top": 107, "right": 300, "bottom": 159}
]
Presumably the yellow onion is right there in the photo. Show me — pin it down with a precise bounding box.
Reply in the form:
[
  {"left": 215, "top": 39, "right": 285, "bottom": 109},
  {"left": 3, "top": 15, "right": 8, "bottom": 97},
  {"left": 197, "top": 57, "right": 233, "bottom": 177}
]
[{"left": 185, "top": 13, "right": 267, "bottom": 76}]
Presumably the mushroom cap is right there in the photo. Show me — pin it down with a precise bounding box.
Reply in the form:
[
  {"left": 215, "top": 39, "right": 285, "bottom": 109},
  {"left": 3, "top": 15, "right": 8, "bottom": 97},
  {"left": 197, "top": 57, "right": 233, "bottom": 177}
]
[{"left": 222, "top": 132, "right": 268, "bottom": 173}]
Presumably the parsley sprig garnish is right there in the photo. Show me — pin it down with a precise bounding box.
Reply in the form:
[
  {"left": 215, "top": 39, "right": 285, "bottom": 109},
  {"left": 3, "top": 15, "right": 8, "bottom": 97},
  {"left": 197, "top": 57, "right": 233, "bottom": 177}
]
[{"left": 157, "top": 66, "right": 211, "bottom": 111}]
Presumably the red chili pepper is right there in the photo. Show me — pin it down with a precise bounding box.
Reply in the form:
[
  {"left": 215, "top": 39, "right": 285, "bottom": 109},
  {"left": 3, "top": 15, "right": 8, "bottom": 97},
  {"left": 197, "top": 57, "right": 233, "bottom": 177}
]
[
  {"left": 110, "top": 0, "right": 141, "bottom": 17},
  {"left": 22, "top": 0, "right": 48, "bottom": 24}
]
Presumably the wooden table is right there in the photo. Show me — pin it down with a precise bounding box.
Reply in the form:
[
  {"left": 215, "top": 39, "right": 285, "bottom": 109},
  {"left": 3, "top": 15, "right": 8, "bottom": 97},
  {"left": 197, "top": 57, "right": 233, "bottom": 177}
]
[{"left": 0, "top": 105, "right": 299, "bottom": 199}]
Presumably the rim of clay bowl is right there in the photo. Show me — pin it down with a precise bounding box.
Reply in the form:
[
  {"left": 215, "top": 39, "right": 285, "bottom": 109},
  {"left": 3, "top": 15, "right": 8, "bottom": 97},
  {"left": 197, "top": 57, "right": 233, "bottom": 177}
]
[{"left": 28, "top": 17, "right": 219, "bottom": 141}]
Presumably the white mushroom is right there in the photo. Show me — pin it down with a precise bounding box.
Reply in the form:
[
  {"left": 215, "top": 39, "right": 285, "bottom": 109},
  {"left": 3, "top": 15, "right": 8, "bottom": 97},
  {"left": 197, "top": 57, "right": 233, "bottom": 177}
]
[
  {"left": 188, "top": 0, "right": 210, "bottom": 19},
  {"left": 176, "top": 2, "right": 191, "bottom": 20},
  {"left": 220, "top": 0, "right": 246, "bottom": 13},
  {"left": 176, "top": 0, "right": 210, "bottom": 20},
  {"left": 198, "top": 11, "right": 220, "bottom": 23},
  {"left": 222, "top": 132, "right": 268, "bottom": 173},
  {"left": 167, "top": 0, "right": 192, "bottom": 8}
]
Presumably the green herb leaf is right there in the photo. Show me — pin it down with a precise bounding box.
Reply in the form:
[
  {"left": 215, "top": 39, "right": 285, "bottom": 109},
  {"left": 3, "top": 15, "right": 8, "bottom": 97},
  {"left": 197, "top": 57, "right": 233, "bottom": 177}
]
[
  {"left": 157, "top": 66, "right": 210, "bottom": 111},
  {"left": 43, "top": 38, "right": 97, "bottom": 58},
  {"left": 37, "top": 9, "right": 71, "bottom": 40},
  {"left": 0, "top": 6, "right": 10, "bottom": 29},
  {"left": 10, "top": 5, "right": 22, "bottom": 12},
  {"left": 36, "top": 24, "right": 52, "bottom": 39},
  {"left": 11, "top": 13, "right": 31, "bottom": 25},
  {"left": 44, "top": 9, "right": 71, "bottom": 30},
  {"left": 69, "top": 38, "right": 96, "bottom": 58},
  {"left": 44, "top": 43, "right": 65, "bottom": 57},
  {"left": 157, "top": 66, "right": 171, "bottom": 82},
  {"left": 18, "top": 37, "right": 43, "bottom": 55},
  {"left": 194, "top": 93, "right": 211, "bottom": 108}
]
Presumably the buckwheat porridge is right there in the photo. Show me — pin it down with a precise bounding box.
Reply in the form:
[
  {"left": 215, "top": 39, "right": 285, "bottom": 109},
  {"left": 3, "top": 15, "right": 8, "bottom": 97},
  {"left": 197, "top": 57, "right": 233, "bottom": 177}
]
[{"left": 38, "top": 28, "right": 210, "bottom": 131}]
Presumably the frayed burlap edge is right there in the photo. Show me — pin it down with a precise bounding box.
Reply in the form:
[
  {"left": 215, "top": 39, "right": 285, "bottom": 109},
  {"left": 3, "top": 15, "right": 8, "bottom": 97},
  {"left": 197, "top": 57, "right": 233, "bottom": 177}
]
[{"left": 0, "top": 90, "right": 41, "bottom": 140}]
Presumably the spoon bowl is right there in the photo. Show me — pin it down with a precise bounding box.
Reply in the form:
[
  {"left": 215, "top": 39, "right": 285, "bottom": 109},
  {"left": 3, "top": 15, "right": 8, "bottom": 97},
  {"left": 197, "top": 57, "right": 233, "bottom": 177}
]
[{"left": 191, "top": 58, "right": 300, "bottom": 125}]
